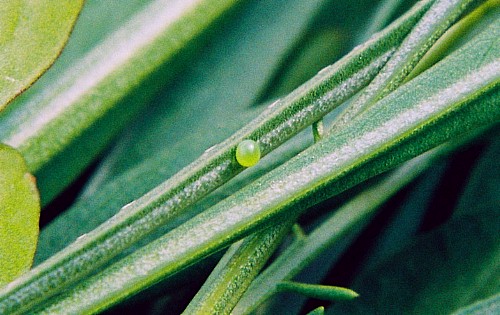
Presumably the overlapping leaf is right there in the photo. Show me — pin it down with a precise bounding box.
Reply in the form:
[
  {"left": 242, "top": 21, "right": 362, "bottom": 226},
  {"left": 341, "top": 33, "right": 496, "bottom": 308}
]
[{"left": 0, "top": 1, "right": 83, "bottom": 110}]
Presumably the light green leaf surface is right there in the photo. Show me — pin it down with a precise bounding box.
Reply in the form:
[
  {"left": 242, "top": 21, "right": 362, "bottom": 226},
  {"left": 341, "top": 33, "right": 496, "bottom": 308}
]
[
  {"left": 183, "top": 222, "right": 294, "bottom": 315},
  {"left": 0, "top": 144, "right": 40, "bottom": 287},
  {"left": 0, "top": 1, "right": 83, "bottom": 110},
  {"left": 34, "top": 18, "right": 499, "bottom": 314}
]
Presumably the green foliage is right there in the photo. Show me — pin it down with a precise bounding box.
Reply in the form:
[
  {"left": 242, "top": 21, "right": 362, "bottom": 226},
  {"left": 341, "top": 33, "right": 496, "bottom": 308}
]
[
  {"left": 0, "top": 0, "right": 498, "bottom": 314},
  {"left": 0, "top": 0, "right": 240, "bottom": 204},
  {"left": 277, "top": 281, "right": 359, "bottom": 301},
  {"left": 0, "top": 1, "right": 83, "bottom": 110},
  {"left": 0, "top": 144, "right": 40, "bottom": 287}
]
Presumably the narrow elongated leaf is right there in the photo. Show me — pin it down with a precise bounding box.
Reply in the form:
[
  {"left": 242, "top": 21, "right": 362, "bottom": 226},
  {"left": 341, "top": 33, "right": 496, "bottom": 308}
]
[
  {"left": 277, "top": 281, "right": 359, "bottom": 301},
  {"left": 183, "top": 222, "right": 294, "bottom": 315},
  {"left": 34, "top": 20, "right": 499, "bottom": 314},
  {"left": 0, "top": 2, "right": 433, "bottom": 313},
  {"left": 0, "top": 1, "right": 83, "bottom": 110},
  {"left": 232, "top": 148, "right": 445, "bottom": 314},
  {"left": 35, "top": 0, "right": 331, "bottom": 264},
  {"left": 0, "top": 0, "right": 241, "bottom": 204},
  {"left": 453, "top": 132, "right": 500, "bottom": 218},
  {"left": 0, "top": 144, "right": 40, "bottom": 287},
  {"left": 333, "top": 0, "right": 481, "bottom": 127}
]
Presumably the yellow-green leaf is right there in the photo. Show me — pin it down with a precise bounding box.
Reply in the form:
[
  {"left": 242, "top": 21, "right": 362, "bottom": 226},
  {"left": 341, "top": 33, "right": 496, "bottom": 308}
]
[
  {"left": 0, "top": 0, "right": 84, "bottom": 110},
  {"left": 0, "top": 144, "right": 40, "bottom": 287}
]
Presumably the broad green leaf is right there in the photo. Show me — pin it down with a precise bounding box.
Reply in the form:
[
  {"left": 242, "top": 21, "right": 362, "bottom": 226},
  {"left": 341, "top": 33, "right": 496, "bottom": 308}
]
[
  {"left": 0, "top": 1, "right": 83, "bottom": 110},
  {"left": 0, "top": 144, "right": 40, "bottom": 287},
  {"left": 35, "top": 0, "right": 331, "bottom": 264},
  {"left": 0, "top": 0, "right": 241, "bottom": 204},
  {"left": 33, "top": 18, "right": 499, "bottom": 314},
  {"left": 0, "top": 2, "right": 433, "bottom": 313}
]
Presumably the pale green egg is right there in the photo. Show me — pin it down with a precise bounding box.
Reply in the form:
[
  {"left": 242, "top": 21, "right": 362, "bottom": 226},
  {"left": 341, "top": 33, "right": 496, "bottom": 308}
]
[{"left": 236, "top": 140, "right": 260, "bottom": 167}]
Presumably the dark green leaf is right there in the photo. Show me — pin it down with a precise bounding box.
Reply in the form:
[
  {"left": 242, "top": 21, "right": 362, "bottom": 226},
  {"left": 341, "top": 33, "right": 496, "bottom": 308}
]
[{"left": 330, "top": 212, "right": 500, "bottom": 314}]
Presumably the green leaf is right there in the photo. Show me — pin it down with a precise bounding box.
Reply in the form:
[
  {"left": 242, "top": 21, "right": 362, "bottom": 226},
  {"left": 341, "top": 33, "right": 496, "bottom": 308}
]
[
  {"left": 307, "top": 306, "right": 325, "bottom": 315},
  {"left": 453, "top": 132, "right": 500, "bottom": 218},
  {"left": 232, "top": 146, "right": 450, "bottom": 314},
  {"left": 0, "top": 144, "right": 40, "bottom": 287},
  {"left": 408, "top": 0, "right": 500, "bottom": 80},
  {"left": 183, "top": 222, "right": 294, "bottom": 315},
  {"left": 0, "top": 1, "right": 83, "bottom": 111},
  {"left": 0, "top": 2, "right": 433, "bottom": 313},
  {"left": 333, "top": 0, "right": 481, "bottom": 128},
  {"left": 265, "top": 29, "right": 346, "bottom": 99},
  {"left": 33, "top": 17, "right": 499, "bottom": 314},
  {"left": 277, "top": 281, "right": 359, "bottom": 301},
  {"left": 0, "top": 0, "right": 241, "bottom": 204},
  {"left": 35, "top": 0, "right": 330, "bottom": 264}
]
